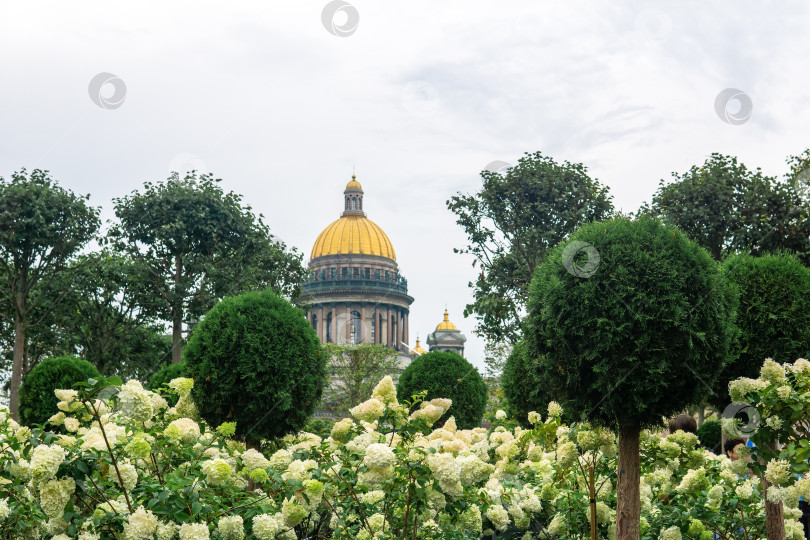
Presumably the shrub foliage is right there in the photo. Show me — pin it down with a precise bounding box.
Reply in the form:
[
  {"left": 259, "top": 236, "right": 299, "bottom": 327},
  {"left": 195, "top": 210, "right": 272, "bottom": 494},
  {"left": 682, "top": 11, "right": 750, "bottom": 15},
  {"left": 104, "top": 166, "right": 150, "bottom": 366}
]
[
  {"left": 184, "top": 289, "right": 327, "bottom": 443},
  {"left": 396, "top": 351, "right": 488, "bottom": 430},
  {"left": 18, "top": 355, "right": 100, "bottom": 426}
]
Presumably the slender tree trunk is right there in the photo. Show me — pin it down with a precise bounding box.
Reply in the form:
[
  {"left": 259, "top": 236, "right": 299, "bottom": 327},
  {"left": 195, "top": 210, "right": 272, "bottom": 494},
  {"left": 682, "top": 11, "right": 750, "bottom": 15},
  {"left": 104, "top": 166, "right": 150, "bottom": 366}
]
[
  {"left": 9, "top": 312, "right": 26, "bottom": 422},
  {"left": 616, "top": 424, "right": 641, "bottom": 540},
  {"left": 246, "top": 437, "right": 260, "bottom": 491},
  {"left": 698, "top": 407, "right": 704, "bottom": 427},
  {"left": 589, "top": 465, "right": 597, "bottom": 540},
  {"left": 172, "top": 256, "right": 182, "bottom": 364},
  {"left": 763, "top": 441, "right": 786, "bottom": 539}
]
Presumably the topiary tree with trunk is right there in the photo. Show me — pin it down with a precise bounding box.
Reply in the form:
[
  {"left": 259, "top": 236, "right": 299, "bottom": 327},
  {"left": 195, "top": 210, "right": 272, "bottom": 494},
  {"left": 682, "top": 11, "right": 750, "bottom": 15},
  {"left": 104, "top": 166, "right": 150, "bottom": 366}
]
[
  {"left": 184, "top": 289, "right": 327, "bottom": 447},
  {"left": 19, "top": 355, "right": 100, "bottom": 427},
  {"left": 710, "top": 252, "right": 810, "bottom": 409},
  {"left": 527, "top": 216, "right": 738, "bottom": 539},
  {"left": 396, "top": 351, "right": 488, "bottom": 430}
]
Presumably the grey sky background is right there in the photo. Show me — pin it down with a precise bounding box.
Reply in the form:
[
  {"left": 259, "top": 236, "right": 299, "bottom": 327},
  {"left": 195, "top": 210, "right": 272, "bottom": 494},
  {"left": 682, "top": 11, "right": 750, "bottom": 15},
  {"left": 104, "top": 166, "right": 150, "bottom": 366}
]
[{"left": 2, "top": 1, "right": 809, "bottom": 371}]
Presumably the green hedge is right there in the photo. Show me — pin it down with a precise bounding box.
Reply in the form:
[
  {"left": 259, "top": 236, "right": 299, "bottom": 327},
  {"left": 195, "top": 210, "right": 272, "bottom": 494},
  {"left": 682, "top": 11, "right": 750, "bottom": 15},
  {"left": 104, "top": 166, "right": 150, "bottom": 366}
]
[
  {"left": 396, "top": 351, "right": 488, "bottom": 430},
  {"left": 184, "top": 289, "right": 327, "bottom": 443},
  {"left": 19, "top": 356, "right": 100, "bottom": 427}
]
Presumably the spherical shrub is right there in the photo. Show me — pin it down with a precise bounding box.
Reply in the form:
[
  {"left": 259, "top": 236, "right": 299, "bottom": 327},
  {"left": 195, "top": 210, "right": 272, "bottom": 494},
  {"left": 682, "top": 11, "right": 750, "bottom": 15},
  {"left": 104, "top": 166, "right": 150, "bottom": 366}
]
[
  {"left": 501, "top": 341, "right": 574, "bottom": 427},
  {"left": 696, "top": 420, "right": 721, "bottom": 453},
  {"left": 396, "top": 351, "right": 488, "bottom": 430},
  {"left": 147, "top": 362, "right": 188, "bottom": 406},
  {"left": 19, "top": 356, "right": 100, "bottom": 427},
  {"left": 184, "top": 289, "right": 327, "bottom": 443}
]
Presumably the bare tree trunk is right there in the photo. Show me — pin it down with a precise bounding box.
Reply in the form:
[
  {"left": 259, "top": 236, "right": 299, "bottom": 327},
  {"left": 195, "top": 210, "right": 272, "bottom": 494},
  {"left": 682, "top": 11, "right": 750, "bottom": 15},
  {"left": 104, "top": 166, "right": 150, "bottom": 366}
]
[
  {"left": 763, "top": 442, "right": 786, "bottom": 540},
  {"left": 9, "top": 313, "right": 26, "bottom": 421},
  {"left": 589, "top": 465, "right": 597, "bottom": 540},
  {"left": 697, "top": 407, "right": 704, "bottom": 427},
  {"left": 616, "top": 424, "right": 641, "bottom": 540},
  {"left": 172, "top": 256, "right": 183, "bottom": 364},
  {"left": 246, "top": 437, "right": 261, "bottom": 491}
]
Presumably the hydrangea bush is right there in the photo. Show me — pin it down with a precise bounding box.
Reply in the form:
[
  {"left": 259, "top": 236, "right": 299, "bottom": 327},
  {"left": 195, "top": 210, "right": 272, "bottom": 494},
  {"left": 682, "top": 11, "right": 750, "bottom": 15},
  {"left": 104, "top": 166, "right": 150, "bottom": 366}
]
[{"left": 0, "top": 370, "right": 797, "bottom": 539}]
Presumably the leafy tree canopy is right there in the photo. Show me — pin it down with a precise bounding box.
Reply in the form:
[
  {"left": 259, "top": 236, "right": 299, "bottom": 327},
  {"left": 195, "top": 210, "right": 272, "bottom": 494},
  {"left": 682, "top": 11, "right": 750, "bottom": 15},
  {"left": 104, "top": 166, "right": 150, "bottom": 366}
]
[
  {"left": 0, "top": 169, "right": 100, "bottom": 419},
  {"left": 18, "top": 355, "right": 100, "bottom": 427},
  {"left": 447, "top": 151, "right": 614, "bottom": 344},
  {"left": 643, "top": 153, "right": 810, "bottom": 263},
  {"left": 321, "top": 343, "right": 399, "bottom": 416},
  {"left": 109, "top": 172, "right": 306, "bottom": 363}
]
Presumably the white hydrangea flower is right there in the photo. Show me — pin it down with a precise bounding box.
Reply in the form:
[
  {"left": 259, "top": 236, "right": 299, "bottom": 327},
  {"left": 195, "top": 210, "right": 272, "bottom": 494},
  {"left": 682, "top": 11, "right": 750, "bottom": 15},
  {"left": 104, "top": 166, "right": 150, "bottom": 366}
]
[
  {"left": 123, "top": 506, "right": 158, "bottom": 540},
  {"left": 527, "top": 411, "right": 541, "bottom": 425},
  {"left": 30, "top": 444, "right": 66, "bottom": 481},
  {"left": 241, "top": 449, "right": 270, "bottom": 472},
  {"left": 765, "top": 459, "right": 791, "bottom": 485},
  {"left": 168, "top": 377, "right": 194, "bottom": 397},
  {"left": 178, "top": 522, "right": 210, "bottom": 540},
  {"left": 217, "top": 515, "right": 244, "bottom": 540},
  {"left": 760, "top": 358, "right": 787, "bottom": 385},
  {"left": 202, "top": 458, "right": 233, "bottom": 486},
  {"left": 660, "top": 525, "right": 682, "bottom": 540},
  {"left": 485, "top": 505, "right": 510, "bottom": 532},
  {"left": 363, "top": 443, "right": 395, "bottom": 470},
  {"left": 39, "top": 477, "right": 75, "bottom": 519},
  {"left": 117, "top": 380, "right": 154, "bottom": 422},
  {"left": 371, "top": 376, "right": 398, "bottom": 406},
  {"left": 350, "top": 398, "right": 386, "bottom": 423},
  {"left": 547, "top": 401, "right": 563, "bottom": 418},
  {"left": 164, "top": 418, "right": 201, "bottom": 443},
  {"left": 0, "top": 498, "right": 9, "bottom": 521},
  {"left": 495, "top": 410, "right": 506, "bottom": 420}
]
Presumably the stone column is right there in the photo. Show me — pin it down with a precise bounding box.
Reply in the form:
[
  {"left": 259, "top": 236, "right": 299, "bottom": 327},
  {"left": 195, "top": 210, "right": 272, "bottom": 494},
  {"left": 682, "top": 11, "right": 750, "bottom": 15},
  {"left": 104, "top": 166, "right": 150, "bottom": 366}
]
[
  {"left": 345, "top": 304, "right": 352, "bottom": 343},
  {"left": 385, "top": 306, "right": 391, "bottom": 347},
  {"left": 331, "top": 306, "right": 336, "bottom": 343},
  {"left": 319, "top": 306, "right": 325, "bottom": 342},
  {"left": 360, "top": 306, "right": 366, "bottom": 343},
  {"left": 404, "top": 312, "right": 409, "bottom": 347}
]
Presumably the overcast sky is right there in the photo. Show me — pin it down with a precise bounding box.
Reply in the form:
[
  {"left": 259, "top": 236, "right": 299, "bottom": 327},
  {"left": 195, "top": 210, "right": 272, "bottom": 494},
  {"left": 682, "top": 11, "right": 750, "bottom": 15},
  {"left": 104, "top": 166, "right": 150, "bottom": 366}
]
[{"left": 2, "top": 1, "right": 809, "bottom": 371}]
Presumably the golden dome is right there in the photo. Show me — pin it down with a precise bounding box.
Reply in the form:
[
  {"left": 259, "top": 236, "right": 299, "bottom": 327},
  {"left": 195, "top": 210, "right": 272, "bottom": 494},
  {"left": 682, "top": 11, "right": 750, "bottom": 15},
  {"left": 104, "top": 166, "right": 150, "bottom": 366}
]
[
  {"left": 346, "top": 176, "right": 362, "bottom": 190},
  {"left": 435, "top": 309, "right": 458, "bottom": 331},
  {"left": 311, "top": 215, "right": 396, "bottom": 260},
  {"left": 410, "top": 337, "right": 427, "bottom": 355}
]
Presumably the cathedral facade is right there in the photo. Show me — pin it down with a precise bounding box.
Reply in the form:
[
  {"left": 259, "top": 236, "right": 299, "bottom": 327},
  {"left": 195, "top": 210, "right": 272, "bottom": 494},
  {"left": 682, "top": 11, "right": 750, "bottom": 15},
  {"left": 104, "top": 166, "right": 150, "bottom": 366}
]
[{"left": 301, "top": 177, "right": 414, "bottom": 352}]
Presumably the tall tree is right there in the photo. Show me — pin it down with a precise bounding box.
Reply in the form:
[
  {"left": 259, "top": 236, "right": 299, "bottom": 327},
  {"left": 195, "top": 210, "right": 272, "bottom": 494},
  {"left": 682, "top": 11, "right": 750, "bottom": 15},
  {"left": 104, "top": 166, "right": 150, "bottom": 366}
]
[
  {"left": 0, "top": 169, "right": 100, "bottom": 419},
  {"left": 109, "top": 172, "right": 306, "bottom": 364},
  {"left": 528, "top": 216, "right": 737, "bottom": 539},
  {"left": 322, "top": 343, "right": 399, "bottom": 415},
  {"left": 644, "top": 153, "right": 810, "bottom": 263},
  {"left": 447, "top": 151, "right": 614, "bottom": 344},
  {"left": 57, "top": 252, "right": 172, "bottom": 381}
]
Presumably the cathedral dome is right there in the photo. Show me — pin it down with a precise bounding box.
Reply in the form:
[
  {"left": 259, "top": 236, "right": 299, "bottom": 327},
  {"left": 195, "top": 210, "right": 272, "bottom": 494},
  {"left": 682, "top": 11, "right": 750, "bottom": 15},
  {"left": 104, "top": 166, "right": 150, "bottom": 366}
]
[{"left": 311, "top": 215, "right": 396, "bottom": 260}]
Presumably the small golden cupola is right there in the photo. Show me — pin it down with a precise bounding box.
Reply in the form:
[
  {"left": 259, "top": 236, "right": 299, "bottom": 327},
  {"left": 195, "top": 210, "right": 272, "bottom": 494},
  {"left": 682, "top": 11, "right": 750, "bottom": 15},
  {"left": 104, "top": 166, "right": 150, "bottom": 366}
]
[
  {"left": 410, "top": 335, "right": 427, "bottom": 355},
  {"left": 435, "top": 309, "right": 459, "bottom": 331}
]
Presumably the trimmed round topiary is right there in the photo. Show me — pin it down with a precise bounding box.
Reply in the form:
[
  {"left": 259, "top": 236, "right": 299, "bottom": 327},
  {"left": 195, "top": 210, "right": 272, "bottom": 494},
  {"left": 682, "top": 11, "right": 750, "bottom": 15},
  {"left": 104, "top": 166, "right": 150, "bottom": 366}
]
[
  {"left": 19, "top": 356, "right": 100, "bottom": 427},
  {"left": 501, "top": 341, "right": 574, "bottom": 427},
  {"left": 184, "top": 289, "right": 327, "bottom": 443},
  {"left": 147, "top": 362, "right": 188, "bottom": 406},
  {"left": 396, "top": 351, "right": 488, "bottom": 430},
  {"left": 697, "top": 420, "right": 721, "bottom": 453},
  {"left": 710, "top": 252, "right": 810, "bottom": 408}
]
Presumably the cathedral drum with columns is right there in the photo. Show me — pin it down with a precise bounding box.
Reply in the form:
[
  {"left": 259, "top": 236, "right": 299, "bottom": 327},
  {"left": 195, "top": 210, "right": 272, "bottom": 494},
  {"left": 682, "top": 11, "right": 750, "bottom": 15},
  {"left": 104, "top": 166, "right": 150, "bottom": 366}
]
[{"left": 302, "top": 176, "right": 414, "bottom": 352}]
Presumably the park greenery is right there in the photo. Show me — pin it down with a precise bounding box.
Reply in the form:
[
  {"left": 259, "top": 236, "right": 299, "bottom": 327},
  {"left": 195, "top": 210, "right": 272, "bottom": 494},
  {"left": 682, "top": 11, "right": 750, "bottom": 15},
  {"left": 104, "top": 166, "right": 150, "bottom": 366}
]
[
  {"left": 1, "top": 145, "right": 810, "bottom": 538},
  {"left": 2, "top": 360, "right": 810, "bottom": 539}
]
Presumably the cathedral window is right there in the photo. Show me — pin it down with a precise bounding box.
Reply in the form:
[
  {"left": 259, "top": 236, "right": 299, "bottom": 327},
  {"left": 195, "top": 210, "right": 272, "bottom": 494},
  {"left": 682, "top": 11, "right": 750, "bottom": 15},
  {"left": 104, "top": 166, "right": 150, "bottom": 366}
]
[{"left": 350, "top": 310, "right": 362, "bottom": 344}]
